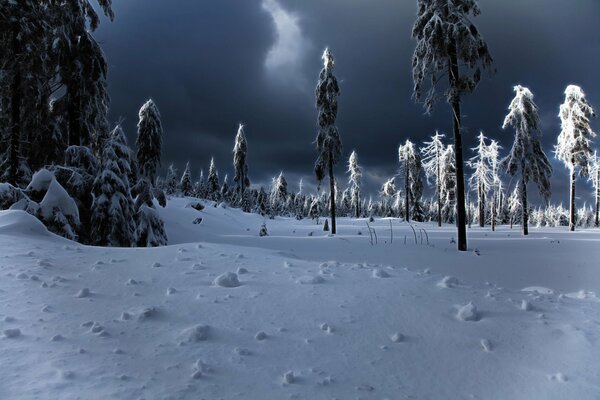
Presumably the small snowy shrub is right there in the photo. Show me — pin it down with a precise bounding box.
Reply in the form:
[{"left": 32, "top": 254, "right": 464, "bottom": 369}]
[{"left": 259, "top": 222, "right": 268, "bottom": 237}]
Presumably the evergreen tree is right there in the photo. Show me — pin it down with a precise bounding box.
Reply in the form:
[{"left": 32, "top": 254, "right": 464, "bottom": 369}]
[
  {"left": 507, "top": 183, "right": 521, "bottom": 229},
  {"left": 233, "top": 123, "right": 250, "bottom": 206},
  {"left": 53, "top": 0, "right": 114, "bottom": 148},
  {"left": 347, "top": 150, "right": 362, "bottom": 218},
  {"left": 314, "top": 48, "right": 343, "bottom": 234},
  {"left": 90, "top": 125, "right": 136, "bottom": 247},
  {"left": 136, "top": 99, "right": 163, "bottom": 185},
  {"left": 421, "top": 132, "right": 446, "bottom": 226},
  {"left": 412, "top": 0, "right": 494, "bottom": 250},
  {"left": 440, "top": 144, "right": 456, "bottom": 223},
  {"left": 555, "top": 85, "right": 596, "bottom": 231},
  {"left": 487, "top": 139, "right": 502, "bottom": 231},
  {"left": 588, "top": 151, "right": 600, "bottom": 227},
  {"left": 179, "top": 161, "right": 193, "bottom": 196},
  {"left": 398, "top": 139, "right": 423, "bottom": 222},
  {"left": 467, "top": 132, "right": 492, "bottom": 228},
  {"left": 165, "top": 164, "right": 178, "bottom": 196},
  {"left": 270, "top": 172, "right": 288, "bottom": 216},
  {"left": 503, "top": 85, "right": 552, "bottom": 235},
  {"left": 207, "top": 157, "right": 220, "bottom": 201},
  {"left": 133, "top": 177, "right": 168, "bottom": 247}
]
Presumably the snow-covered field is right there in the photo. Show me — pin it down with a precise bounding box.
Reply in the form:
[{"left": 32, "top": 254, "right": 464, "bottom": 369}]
[{"left": 1, "top": 198, "right": 599, "bottom": 399}]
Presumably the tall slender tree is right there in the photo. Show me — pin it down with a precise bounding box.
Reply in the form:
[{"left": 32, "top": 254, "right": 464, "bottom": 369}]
[
  {"left": 412, "top": 0, "right": 494, "bottom": 250},
  {"left": 136, "top": 99, "right": 163, "bottom": 185},
  {"left": 421, "top": 132, "right": 445, "bottom": 226},
  {"left": 398, "top": 139, "right": 423, "bottom": 222},
  {"left": 555, "top": 85, "right": 596, "bottom": 231},
  {"left": 207, "top": 157, "right": 220, "bottom": 201},
  {"left": 468, "top": 132, "right": 492, "bottom": 228},
  {"left": 233, "top": 123, "right": 250, "bottom": 208},
  {"left": 502, "top": 85, "right": 552, "bottom": 235},
  {"left": 589, "top": 152, "right": 600, "bottom": 227},
  {"left": 347, "top": 150, "right": 362, "bottom": 218},
  {"left": 314, "top": 48, "right": 343, "bottom": 234}
]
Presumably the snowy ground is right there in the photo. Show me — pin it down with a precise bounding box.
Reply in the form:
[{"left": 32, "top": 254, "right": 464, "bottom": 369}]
[{"left": 1, "top": 198, "right": 599, "bottom": 399}]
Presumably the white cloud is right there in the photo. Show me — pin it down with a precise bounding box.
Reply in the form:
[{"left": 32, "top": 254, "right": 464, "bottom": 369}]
[{"left": 262, "top": 0, "right": 309, "bottom": 82}]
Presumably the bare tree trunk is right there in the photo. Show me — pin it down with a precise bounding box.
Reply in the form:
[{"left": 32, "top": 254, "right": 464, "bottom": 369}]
[
  {"left": 595, "top": 171, "right": 599, "bottom": 227},
  {"left": 328, "top": 153, "right": 336, "bottom": 235},
  {"left": 478, "top": 182, "right": 485, "bottom": 228},
  {"left": 491, "top": 189, "right": 497, "bottom": 231},
  {"left": 405, "top": 160, "right": 410, "bottom": 222},
  {"left": 520, "top": 177, "right": 528, "bottom": 236},
  {"left": 448, "top": 40, "right": 467, "bottom": 251},
  {"left": 569, "top": 165, "right": 576, "bottom": 232},
  {"left": 437, "top": 157, "right": 442, "bottom": 227}
]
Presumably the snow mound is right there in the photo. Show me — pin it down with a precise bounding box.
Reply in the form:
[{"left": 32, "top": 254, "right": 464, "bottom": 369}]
[
  {"left": 522, "top": 286, "right": 554, "bottom": 295},
  {"left": 481, "top": 339, "right": 492, "bottom": 352},
  {"left": 283, "top": 370, "right": 295, "bottom": 384},
  {"left": 457, "top": 302, "right": 479, "bottom": 321},
  {"left": 372, "top": 268, "right": 390, "bottom": 278},
  {"left": 390, "top": 332, "right": 404, "bottom": 343},
  {"left": 0, "top": 210, "right": 53, "bottom": 238},
  {"left": 213, "top": 272, "right": 241, "bottom": 288},
  {"left": 255, "top": 331, "right": 267, "bottom": 341},
  {"left": 178, "top": 324, "right": 210, "bottom": 344},
  {"left": 297, "top": 275, "right": 325, "bottom": 285},
  {"left": 521, "top": 300, "right": 533, "bottom": 311},
  {"left": 437, "top": 276, "right": 459, "bottom": 288},
  {"left": 39, "top": 179, "right": 80, "bottom": 222},
  {"left": 27, "top": 169, "right": 54, "bottom": 192},
  {"left": 3, "top": 328, "right": 21, "bottom": 338}
]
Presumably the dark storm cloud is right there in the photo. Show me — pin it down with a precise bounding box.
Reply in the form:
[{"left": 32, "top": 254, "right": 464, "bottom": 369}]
[{"left": 96, "top": 0, "right": 600, "bottom": 203}]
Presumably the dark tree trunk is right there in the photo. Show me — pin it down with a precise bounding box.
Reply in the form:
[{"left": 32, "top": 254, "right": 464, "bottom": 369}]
[
  {"left": 595, "top": 171, "right": 599, "bottom": 227},
  {"left": 405, "top": 160, "right": 410, "bottom": 222},
  {"left": 491, "top": 189, "right": 497, "bottom": 231},
  {"left": 569, "top": 165, "right": 576, "bottom": 232},
  {"left": 520, "top": 175, "right": 528, "bottom": 236},
  {"left": 8, "top": 25, "right": 21, "bottom": 186},
  {"left": 328, "top": 152, "right": 336, "bottom": 234},
  {"left": 354, "top": 192, "right": 360, "bottom": 218},
  {"left": 437, "top": 157, "right": 442, "bottom": 227},
  {"left": 67, "top": 78, "right": 82, "bottom": 146},
  {"left": 449, "top": 41, "right": 467, "bottom": 251},
  {"left": 478, "top": 182, "right": 485, "bottom": 228}
]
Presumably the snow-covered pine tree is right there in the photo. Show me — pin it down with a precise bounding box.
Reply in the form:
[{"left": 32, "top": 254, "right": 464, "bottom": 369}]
[
  {"left": 440, "top": 144, "right": 456, "bottom": 223},
  {"left": 421, "top": 132, "right": 446, "bottom": 226},
  {"left": 233, "top": 123, "right": 250, "bottom": 208},
  {"left": 0, "top": 1, "right": 54, "bottom": 186},
  {"left": 52, "top": 0, "right": 113, "bottom": 148},
  {"left": 502, "top": 85, "right": 552, "bottom": 235},
  {"left": 380, "top": 177, "right": 397, "bottom": 217},
  {"left": 467, "top": 132, "right": 492, "bottom": 228},
  {"left": 207, "top": 157, "right": 220, "bottom": 201},
  {"left": 269, "top": 172, "right": 288, "bottom": 216},
  {"left": 309, "top": 197, "right": 321, "bottom": 224},
  {"left": 136, "top": 99, "right": 163, "bottom": 185},
  {"left": 412, "top": 0, "right": 494, "bottom": 250},
  {"left": 221, "top": 174, "right": 230, "bottom": 202},
  {"left": 347, "top": 150, "right": 362, "bottom": 218},
  {"left": 398, "top": 140, "right": 423, "bottom": 222},
  {"left": 507, "top": 183, "right": 521, "bottom": 230},
  {"left": 589, "top": 152, "right": 600, "bottom": 227},
  {"left": 555, "top": 85, "right": 596, "bottom": 231},
  {"left": 90, "top": 126, "right": 136, "bottom": 247},
  {"left": 179, "top": 161, "right": 193, "bottom": 197},
  {"left": 487, "top": 139, "right": 502, "bottom": 231},
  {"left": 314, "top": 48, "right": 343, "bottom": 234},
  {"left": 133, "top": 177, "right": 168, "bottom": 247},
  {"left": 165, "top": 164, "right": 178, "bottom": 196}
]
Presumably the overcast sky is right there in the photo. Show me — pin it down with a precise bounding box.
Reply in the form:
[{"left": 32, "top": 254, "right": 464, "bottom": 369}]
[{"left": 95, "top": 0, "right": 600, "bottom": 204}]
